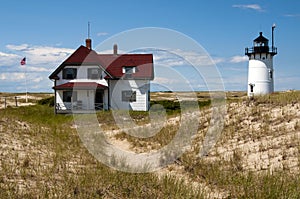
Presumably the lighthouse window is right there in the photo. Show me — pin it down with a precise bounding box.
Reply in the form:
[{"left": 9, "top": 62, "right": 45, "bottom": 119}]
[
  {"left": 249, "top": 84, "right": 254, "bottom": 93},
  {"left": 250, "top": 85, "right": 254, "bottom": 93},
  {"left": 269, "top": 70, "right": 273, "bottom": 79}
]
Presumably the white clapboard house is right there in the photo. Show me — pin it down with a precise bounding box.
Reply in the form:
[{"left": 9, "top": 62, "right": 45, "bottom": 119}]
[{"left": 49, "top": 39, "right": 154, "bottom": 113}]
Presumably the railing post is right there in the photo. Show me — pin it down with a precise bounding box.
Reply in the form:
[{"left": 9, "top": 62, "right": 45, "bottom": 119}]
[{"left": 71, "top": 97, "right": 73, "bottom": 111}]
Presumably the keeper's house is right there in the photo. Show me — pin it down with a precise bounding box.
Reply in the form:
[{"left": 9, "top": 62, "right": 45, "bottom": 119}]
[{"left": 49, "top": 38, "right": 154, "bottom": 113}]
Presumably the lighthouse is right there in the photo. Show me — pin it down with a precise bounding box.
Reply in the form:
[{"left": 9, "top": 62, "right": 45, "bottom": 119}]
[{"left": 245, "top": 25, "right": 277, "bottom": 97}]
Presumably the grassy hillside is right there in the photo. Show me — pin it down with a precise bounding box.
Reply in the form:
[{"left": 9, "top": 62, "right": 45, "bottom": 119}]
[
  {"left": 0, "top": 105, "right": 203, "bottom": 198},
  {"left": 0, "top": 91, "right": 299, "bottom": 198}
]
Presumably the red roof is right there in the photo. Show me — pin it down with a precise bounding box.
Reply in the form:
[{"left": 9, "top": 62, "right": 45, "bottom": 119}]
[
  {"left": 49, "top": 45, "right": 154, "bottom": 80},
  {"left": 53, "top": 82, "right": 108, "bottom": 90},
  {"left": 98, "top": 54, "right": 153, "bottom": 79},
  {"left": 63, "top": 46, "right": 100, "bottom": 64}
]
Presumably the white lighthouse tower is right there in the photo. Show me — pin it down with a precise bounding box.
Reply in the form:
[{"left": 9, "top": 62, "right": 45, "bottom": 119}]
[{"left": 245, "top": 25, "right": 277, "bottom": 97}]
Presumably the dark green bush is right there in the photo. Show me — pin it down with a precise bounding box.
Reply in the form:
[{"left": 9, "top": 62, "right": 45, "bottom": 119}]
[
  {"left": 37, "top": 96, "right": 54, "bottom": 106},
  {"left": 150, "top": 100, "right": 211, "bottom": 114}
]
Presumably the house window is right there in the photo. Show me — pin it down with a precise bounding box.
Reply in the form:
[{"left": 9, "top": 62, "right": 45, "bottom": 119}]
[
  {"left": 122, "top": 66, "right": 136, "bottom": 78},
  {"left": 122, "top": 90, "right": 136, "bottom": 102},
  {"left": 63, "top": 68, "right": 77, "bottom": 79},
  {"left": 63, "top": 91, "right": 77, "bottom": 102},
  {"left": 88, "top": 68, "right": 102, "bottom": 79}
]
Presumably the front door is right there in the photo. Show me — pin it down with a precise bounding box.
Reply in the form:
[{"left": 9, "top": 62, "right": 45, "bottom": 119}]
[{"left": 95, "top": 90, "right": 103, "bottom": 110}]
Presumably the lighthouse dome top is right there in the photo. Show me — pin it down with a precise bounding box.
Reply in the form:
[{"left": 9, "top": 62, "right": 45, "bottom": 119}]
[
  {"left": 254, "top": 32, "right": 269, "bottom": 43},
  {"left": 245, "top": 31, "right": 277, "bottom": 56}
]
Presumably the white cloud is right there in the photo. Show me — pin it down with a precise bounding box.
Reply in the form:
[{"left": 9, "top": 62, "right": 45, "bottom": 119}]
[
  {"left": 6, "top": 44, "right": 74, "bottom": 66},
  {"left": 152, "top": 76, "right": 181, "bottom": 85},
  {"left": 0, "top": 72, "right": 25, "bottom": 81},
  {"left": 97, "top": 32, "right": 109, "bottom": 36},
  {"left": 98, "top": 48, "right": 217, "bottom": 67},
  {"left": 0, "top": 71, "right": 53, "bottom": 92},
  {"left": 153, "top": 52, "right": 185, "bottom": 67},
  {"left": 6, "top": 44, "right": 29, "bottom": 51},
  {"left": 0, "top": 51, "right": 19, "bottom": 66},
  {"left": 32, "top": 76, "right": 44, "bottom": 83},
  {"left": 212, "top": 57, "right": 226, "bottom": 64},
  {"left": 284, "top": 14, "right": 300, "bottom": 18},
  {"left": 232, "top": 4, "right": 264, "bottom": 12},
  {"left": 171, "top": 49, "right": 216, "bottom": 67},
  {"left": 0, "top": 52, "right": 18, "bottom": 58},
  {"left": 20, "top": 65, "right": 51, "bottom": 72},
  {"left": 229, "top": 55, "right": 248, "bottom": 63},
  {"left": 0, "top": 44, "right": 254, "bottom": 92},
  {"left": 155, "top": 52, "right": 248, "bottom": 66},
  {"left": 150, "top": 49, "right": 216, "bottom": 68},
  {"left": 0, "top": 44, "right": 76, "bottom": 92}
]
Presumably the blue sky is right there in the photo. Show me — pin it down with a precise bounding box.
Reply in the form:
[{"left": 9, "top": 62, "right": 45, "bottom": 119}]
[{"left": 0, "top": 0, "right": 299, "bottom": 92}]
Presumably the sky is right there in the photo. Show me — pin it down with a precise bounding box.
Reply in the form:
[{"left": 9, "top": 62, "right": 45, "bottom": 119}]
[{"left": 0, "top": 0, "right": 299, "bottom": 92}]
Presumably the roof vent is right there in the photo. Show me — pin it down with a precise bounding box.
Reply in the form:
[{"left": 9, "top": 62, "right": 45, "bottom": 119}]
[{"left": 113, "top": 44, "right": 118, "bottom": 55}]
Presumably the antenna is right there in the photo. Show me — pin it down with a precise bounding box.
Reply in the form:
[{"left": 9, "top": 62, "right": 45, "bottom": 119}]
[
  {"left": 88, "top": 21, "right": 91, "bottom": 39},
  {"left": 85, "top": 22, "right": 92, "bottom": 49}
]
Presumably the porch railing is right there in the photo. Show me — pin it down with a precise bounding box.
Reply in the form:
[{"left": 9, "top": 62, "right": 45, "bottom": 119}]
[
  {"left": 55, "top": 102, "right": 104, "bottom": 111},
  {"left": 94, "top": 103, "right": 104, "bottom": 110}
]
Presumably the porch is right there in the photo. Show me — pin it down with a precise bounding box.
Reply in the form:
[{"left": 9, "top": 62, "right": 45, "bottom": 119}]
[
  {"left": 53, "top": 82, "right": 108, "bottom": 114},
  {"left": 55, "top": 101, "right": 105, "bottom": 114}
]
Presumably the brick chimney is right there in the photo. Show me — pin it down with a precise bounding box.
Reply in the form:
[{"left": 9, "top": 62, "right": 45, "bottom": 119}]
[
  {"left": 113, "top": 44, "right": 118, "bottom": 55},
  {"left": 86, "top": 38, "right": 92, "bottom": 50}
]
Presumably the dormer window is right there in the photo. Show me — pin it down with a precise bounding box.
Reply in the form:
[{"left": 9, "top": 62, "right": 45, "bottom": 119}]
[
  {"left": 63, "top": 68, "right": 77, "bottom": 79},
  {"left": 123, "top": 66, "right": 136, "bottom": 78},
  {"left": 88, "top": 68, "right": 102, "bottom": 79}
]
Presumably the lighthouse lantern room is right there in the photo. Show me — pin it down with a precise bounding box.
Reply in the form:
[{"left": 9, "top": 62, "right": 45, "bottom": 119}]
[{"left": 245, "top": 25, "right": 277, "bottom": 97}]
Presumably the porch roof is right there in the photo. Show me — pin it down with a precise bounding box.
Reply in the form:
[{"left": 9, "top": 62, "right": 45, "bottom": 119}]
[{"left": 53, "top": 82, "right": 108, "bottom": 90}]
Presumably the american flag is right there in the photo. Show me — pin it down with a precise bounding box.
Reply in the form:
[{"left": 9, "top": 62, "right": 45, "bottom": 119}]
[{"left": 20, "top": 57, "right": 26, "bottom": 65}]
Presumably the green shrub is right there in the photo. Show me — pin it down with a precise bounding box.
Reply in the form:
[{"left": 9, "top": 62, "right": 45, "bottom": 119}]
[
  {"left": 150, "top": 100, "right": 211, "bottom": 115},
  {"left": 37, "top": 96, "right": 54, "bottom": 106},
  {"left": 151, "top": 100, "right": 181, "bottom": 111}
]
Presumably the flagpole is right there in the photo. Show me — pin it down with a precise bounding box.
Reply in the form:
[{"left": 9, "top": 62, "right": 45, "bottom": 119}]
[
  {"left": 25, "top": 66, "right": 28, "bottom": 103},
  {"left": 20, "top": 57, "right": 28, "bottom": 103}
]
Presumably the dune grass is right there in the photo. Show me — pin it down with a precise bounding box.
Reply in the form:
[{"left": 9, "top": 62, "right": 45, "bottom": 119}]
[
  {"left": 0, "top": 91, "right": 299, "bottom": 198},
  {"left": 0, "top": 105, "right": 204, "bottom": 198}
]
